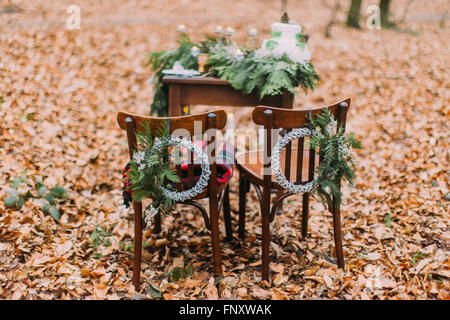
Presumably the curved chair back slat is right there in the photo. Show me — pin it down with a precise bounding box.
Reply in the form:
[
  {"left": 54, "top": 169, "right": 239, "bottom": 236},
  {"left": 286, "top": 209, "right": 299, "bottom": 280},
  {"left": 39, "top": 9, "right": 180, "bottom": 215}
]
[
  {"left": 117, "top": 110, "right": 227, "bottom": 135},
  {"left": 252, "top": 98, "right": 350, "bottom": 129}
]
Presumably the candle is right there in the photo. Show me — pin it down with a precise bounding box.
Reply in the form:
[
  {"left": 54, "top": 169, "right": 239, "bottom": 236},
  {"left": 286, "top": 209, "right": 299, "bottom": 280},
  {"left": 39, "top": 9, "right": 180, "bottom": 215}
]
[
  {"left": 225, "top": 27, "right": 234, "bottom": 36},
  {"left": 190, "top": 45, "right": 200, "bottom": 57},
  {"left": 234, "top": 48, "right": 243, "bottom": 59},
  {"left": 215, "top": 25, "right": 223, "bottom": 34},
  {"left": 177, "top": 24, "right": 187, "bottom": 33},
  {"left": 246, "top": 27, "right": 259, "bottom": 50},
  {"left": 198, "top": 53, "right": 209, "bottom": 73},
  {"left": 248, "top": 28, "right": 258, "bottom": 36}
]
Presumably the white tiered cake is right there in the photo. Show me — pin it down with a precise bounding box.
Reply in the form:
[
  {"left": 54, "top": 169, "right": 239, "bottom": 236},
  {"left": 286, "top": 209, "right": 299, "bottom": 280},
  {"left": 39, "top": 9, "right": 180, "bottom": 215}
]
[{"left": 255, "top": 22, "right": 311, "bottom": 64}]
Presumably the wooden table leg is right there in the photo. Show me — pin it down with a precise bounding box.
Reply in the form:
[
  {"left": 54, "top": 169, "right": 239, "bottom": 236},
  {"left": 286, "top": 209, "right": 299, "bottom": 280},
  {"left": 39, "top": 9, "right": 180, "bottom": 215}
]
[{"left": 168, "top": 84, "right": 181, "bottom": 116}]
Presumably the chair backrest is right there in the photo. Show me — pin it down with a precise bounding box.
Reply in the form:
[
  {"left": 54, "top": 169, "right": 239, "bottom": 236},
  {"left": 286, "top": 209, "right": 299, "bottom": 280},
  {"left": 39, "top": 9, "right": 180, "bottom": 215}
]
[
  {"left": 252, "top": 98, "right": 351, "bottom": 186},
  {"left": 117, "top": 110, "right": 227, "bottom": 191}
]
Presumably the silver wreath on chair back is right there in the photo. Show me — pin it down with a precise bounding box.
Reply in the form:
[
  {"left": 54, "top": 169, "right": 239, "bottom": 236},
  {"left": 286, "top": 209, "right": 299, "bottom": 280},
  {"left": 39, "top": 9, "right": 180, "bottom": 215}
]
[
  {"left": 270, "top": 127, "right": 316, "bottom": 194},
  {"left": 142, "top": 116, "right": 212, "bottom": 226},
  {"left": 156, "top": 137, "right": 211, "bottom": 202}
]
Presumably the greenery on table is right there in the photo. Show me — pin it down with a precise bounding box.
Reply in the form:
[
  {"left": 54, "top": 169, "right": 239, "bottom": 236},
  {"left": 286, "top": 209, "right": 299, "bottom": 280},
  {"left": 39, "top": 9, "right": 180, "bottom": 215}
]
[
  {"left": 208, "top": 48, "right": 319, "bottom": 100},
  {"left": 147, "top": 34, "right": 199, "bottom": 116},
  {"left": 309, "top": 108, "right": 362, "bottom": 210},
  {"left": 146, "top": 34, "right": 320, "bottom": 116},
  {"left": 127, "top": 123, "right": 180, "bottom": 221}
]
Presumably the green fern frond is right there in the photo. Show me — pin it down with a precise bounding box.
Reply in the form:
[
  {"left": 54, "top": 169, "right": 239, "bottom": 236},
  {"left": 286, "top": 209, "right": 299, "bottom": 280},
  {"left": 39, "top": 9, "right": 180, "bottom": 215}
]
[{"left": 308, "top": 108, "right": 362, "bottom": 209}]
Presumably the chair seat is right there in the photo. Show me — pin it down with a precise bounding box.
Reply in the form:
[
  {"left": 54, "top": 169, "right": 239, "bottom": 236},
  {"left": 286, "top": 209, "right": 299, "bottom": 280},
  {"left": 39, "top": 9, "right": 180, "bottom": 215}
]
[
  {"left": 235, "top": 149, "right": 319, "bottom": 189},
  {"left": 122, "top": 165, "right": 232, "bottom": 207},
  {"left": 190, "top": 180, "right": 229, "bottom": 200}
]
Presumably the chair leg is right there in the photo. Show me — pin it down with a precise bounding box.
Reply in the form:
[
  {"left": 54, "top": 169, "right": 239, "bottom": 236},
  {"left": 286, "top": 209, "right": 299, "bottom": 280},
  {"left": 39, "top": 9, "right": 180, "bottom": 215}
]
[
  {"left": 238, "top": 174, "right": 247, "bottom": 241},
  {"left": 132, "top": 201, "right": 143, "bottom": 291},
  {"left": 209, "top": 194, "right": 223, "bottom": 275},
  {"left": 261, "top": 164, "right": 273, "bottom": 282},
  {"left": 301, "top": 193, "right": 310, "bottom": 238},
  {"left": 223, "top": 185, "right": 233, "bottom": 241},
  {"left": 261, "top": 195, "right": 271, "bottom": 282},
  {"left": 276, "top": 189, "right": 284, "bottom": 214},
  {"left": 332, "top": 197, "right": 345, "bottom": 269}
]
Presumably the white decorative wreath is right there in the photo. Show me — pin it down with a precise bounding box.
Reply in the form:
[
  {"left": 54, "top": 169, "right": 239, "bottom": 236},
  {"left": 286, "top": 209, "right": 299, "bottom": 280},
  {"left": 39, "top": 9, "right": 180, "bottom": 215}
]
[
  {"left": 154, "top": 137, "right": 211, "bottom": 202},
  {"left": 271, "top": 128, "right": 316, "bottom": 194}
]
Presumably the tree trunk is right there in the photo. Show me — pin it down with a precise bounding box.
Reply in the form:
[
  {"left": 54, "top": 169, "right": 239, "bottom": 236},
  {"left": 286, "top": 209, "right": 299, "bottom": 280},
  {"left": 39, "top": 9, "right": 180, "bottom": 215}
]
[
  {"left": 325, "top": 0, "right": 342, "bottom": 38},
  {"left": 281, "top": 0, "right": 287, "bottom": 12},
  {"left": 346, "top": 0, "right": 362, "bottom": 29},
  {"left": 380, "top": 0, "right": 392, "bottom": 28}
]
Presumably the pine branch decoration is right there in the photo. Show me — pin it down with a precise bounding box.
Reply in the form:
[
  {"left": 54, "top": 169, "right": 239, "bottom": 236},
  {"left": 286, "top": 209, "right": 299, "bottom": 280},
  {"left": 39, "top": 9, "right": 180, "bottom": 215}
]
[
  {"left": 308, "top": 108, "right": 362, "bottom": 210},
  {"left": 146, "top": 34, "right": 198, "bottom": 116},
  {"left": 127, "top": 122, "right": 181, "bottom": 221},
  {"left": 147, "top": 34, "right": 320, "bottom": 115},
  {"left": 208, "top": 49, "right": 320, "bottom": 99}
]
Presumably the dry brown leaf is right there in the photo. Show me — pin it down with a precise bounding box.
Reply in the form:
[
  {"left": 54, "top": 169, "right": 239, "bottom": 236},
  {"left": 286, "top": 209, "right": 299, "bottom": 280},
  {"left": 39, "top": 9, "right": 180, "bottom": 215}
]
[
  {"left": 252, "top": 287, "right": 270, "bottom": 299},
  {"left": 270, "top": 263, "right": 284, "bottom": 274},
  {"left": 93, "top": 283, "right": 108, "bottom": 299},
  {"left": 273, "top": 274, "right": 289, "bottom": 286},
  {"left": 55, "top": 240, "right": 73, "bottom": 256},
  {"left": 0, "top": 0, "right": 448, "bottom": 301},
  {"left": 204, "top": 277, "right": 219, "bottom": 300}
]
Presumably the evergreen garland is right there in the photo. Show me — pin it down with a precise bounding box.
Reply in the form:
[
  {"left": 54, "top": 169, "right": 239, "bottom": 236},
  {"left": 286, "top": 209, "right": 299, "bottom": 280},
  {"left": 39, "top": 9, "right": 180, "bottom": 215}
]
[
  {"left": 147, "top": 34, "right": 320, "bottom": 116},
  {"left": 208, "top": 49, "right": 320, "bottom": 99},
  {"left": 147, "top": 34, "right": 198, "bottom": 116},
  {"left": 308, "top": 108, "right": 362, "bottom": 210},
  {"left": 127, "top": 122, "right": 180, "bottom": 219}
]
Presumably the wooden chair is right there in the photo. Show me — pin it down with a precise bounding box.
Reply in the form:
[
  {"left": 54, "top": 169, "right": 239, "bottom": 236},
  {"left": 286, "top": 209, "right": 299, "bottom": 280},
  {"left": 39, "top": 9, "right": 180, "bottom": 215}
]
[
  {"left": 117, "top": 110, "right": 232, "bottom": 290},
  {"left": 235, "top": 99, "right": 351, "bottom": 281}
]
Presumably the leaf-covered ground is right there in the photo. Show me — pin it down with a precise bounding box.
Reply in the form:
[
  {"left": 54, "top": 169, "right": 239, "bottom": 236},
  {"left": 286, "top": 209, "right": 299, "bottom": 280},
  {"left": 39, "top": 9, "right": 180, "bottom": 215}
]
[{"left": 0, "top": 0, "right": 448, "bottom": 300}]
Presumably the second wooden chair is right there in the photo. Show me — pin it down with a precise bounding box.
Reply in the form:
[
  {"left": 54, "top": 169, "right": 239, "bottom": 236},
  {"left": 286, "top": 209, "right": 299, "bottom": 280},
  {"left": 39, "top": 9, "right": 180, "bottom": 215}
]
[{"left": 235, "top": 99, "right": 351, "bottom": 281}]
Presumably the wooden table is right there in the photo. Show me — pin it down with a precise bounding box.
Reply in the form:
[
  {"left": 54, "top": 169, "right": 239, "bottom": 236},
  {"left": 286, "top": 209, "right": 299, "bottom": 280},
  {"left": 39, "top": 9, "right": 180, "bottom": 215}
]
[
  {"left": 163, "top": 75, "right": 293, "bottom": 214},
  {"left": 163, "top": 76, "right": 294, "bottom": 116}
]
